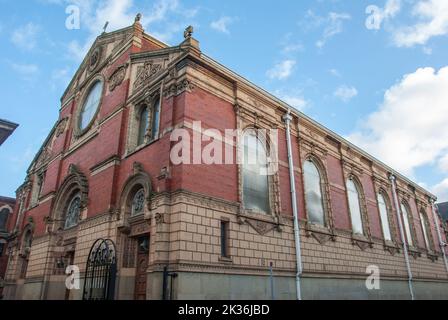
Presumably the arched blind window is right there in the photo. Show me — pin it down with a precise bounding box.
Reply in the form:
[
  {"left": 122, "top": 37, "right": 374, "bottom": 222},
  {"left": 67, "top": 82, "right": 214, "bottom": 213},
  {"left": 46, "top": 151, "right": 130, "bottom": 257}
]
[
  {"left": 377, "top": 193, "right": 392, "bottom": 241},
  {"left": 346, "top": 179, "right": 364, "bottom": 235},
  {"left": 304, "top": 161, "right": 325, "bottom": 226},
  {"left": 400, "top": 203, "right": 414, "bottom": 246},
  {"left": 242, "top": 130, "right": 269, "bottom": 214},
  {"left": 420, "top": 212, "right": 431, "bottom": 250},
  {"left": 137, "top": 106, "right": 149, "bottom": 146},
  {"left": 0, "top": 208, "right": 9, "bottom": 231}
]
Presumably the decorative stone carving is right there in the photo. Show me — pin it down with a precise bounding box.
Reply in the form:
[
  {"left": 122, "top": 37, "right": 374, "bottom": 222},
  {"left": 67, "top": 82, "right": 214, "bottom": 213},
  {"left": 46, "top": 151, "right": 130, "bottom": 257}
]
[
  {"left": 245, "top": 218, "right": 277, "bottom": 236},
  {"left": 311, "top": 232, "right": 333, "bottom": 245},
  {"left": 155, "top": 212, "right": 165, "bottom": 225},
  {"left": 163, "top": 79, "right": 195, "bottom": 98},
  {"left": 55, "top": 117, "right": 69, "bottom": 137},
  {"left": 184, "top": 25, "right": 194, "bottom": 39},
  {"left": 352, "top": 238, "right": 372, "bottom": 251},
  {"left": 134, "top": 61, "right": 163, "bottom": 90},
  {"left": 108, "top": 63, "right": 128, "bottom": 91},
  {"left": 89, "top": 47, "right": 102, "bottom": 71}
]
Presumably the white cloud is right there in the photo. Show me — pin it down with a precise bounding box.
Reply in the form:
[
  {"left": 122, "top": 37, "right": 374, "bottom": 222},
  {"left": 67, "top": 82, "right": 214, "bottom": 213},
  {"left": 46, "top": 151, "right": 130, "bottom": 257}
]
[
  {"left": 315, "top": 12, "right": 351, "bottom": 48},
  {"left": 334, "top": 85, "right": 358, "bottom": 102},
  {"left": 281, "top": 95, "right": 308, "bottom": 111},
  {"left": 267, "top": 60, "right": 296, "bottom": 80},
  {"left": 438, "top": 154, "right": 448, "bottom": 172},
  {"left": 10, "top": 63, "right": 39, "bottom": 79},
  {"left": 329, "top": 69, "right": 341, "bottom": 77},
  {"left": 11, "top": 22, "right": 40, "bottom": 50},
  {"left": 433, "top": 178, "right": 448, "bottom": 202},
  {"left": 210, "top": 16, "right": 235, "bottom": 34},
  {"left": 392, "top": 0, "right": 448, "bottom": 47},
  {"left": 54, "top": 0, "right": 196, "bottom": 61},
  {"left": 347, "top": 66, "right": 448, "bottom": 178}
]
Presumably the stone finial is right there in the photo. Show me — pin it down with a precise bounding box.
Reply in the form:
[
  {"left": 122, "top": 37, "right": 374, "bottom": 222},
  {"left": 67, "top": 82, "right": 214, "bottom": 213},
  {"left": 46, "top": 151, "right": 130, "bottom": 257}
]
[
  {"left": 135, "top": 13, "right": 142, "bottom": 23},
  {"left": 184, "top": 25, "right": 194, "bottom": 39}
]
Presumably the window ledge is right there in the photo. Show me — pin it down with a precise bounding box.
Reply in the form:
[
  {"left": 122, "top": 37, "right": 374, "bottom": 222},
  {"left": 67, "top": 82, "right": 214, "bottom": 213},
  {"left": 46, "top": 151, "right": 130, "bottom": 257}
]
[
  {"left": 124, "top": 138, "right": 160, "bottom": 159},
  {"left": 219, "top": 257, "right": 233, "bottom": 264}
]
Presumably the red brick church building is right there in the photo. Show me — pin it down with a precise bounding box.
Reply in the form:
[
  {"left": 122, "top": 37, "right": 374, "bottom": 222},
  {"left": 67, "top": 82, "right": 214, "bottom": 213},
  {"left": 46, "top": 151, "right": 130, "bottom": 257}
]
[{"left": 3, "top": 15, "right": 448, "bottom": 300}]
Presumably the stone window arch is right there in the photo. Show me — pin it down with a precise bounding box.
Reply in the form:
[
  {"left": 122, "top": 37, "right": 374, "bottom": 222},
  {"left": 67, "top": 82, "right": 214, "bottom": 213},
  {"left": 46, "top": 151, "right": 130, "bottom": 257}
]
[
  {"left": 119, "top": 163, "right": 152, "bottom": 223},
  {"left": 51, "top": 165, "right": 89, "bottom": 232},
  {"left": 242, "top": 128, "right": 271, "bottom": 214},
  {"left": 19, "top": 225, "right": 34, "bottom": 279},
  {"left": 128, "top": 93, "right": 161, "bottom": 153},
  {"left": 400, "top": 201, "right": 415, "bottom": 247},
  {"left": 346, "top": 175, "right": 369, "bottom": 237},
  {"left": 303, "top": 157, "right": 331, "bottom": 228},
  {"left": 419, "top": 210, "right": 434, "bottom": 251},
  {"left": 377, "top": 190, "right": 394, "bottom": 242}
]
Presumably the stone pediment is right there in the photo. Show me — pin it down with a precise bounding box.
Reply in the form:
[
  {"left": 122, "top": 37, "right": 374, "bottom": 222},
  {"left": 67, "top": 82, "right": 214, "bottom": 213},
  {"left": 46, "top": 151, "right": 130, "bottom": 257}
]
[{"left": 61, "top": 27, "right": 134, "bottom": 105}]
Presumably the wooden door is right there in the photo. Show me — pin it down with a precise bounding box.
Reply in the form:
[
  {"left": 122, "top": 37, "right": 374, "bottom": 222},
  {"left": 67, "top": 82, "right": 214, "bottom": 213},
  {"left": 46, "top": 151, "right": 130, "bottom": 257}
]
[{"left": 134, "top": 237, "right": 149, "bottom": 300}]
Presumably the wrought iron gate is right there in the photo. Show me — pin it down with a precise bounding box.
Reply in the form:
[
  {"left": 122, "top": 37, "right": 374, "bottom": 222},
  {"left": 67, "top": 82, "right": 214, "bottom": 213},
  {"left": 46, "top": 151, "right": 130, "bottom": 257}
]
[{"left": 82, "top": 239, "right": 117, "bottom": 300}]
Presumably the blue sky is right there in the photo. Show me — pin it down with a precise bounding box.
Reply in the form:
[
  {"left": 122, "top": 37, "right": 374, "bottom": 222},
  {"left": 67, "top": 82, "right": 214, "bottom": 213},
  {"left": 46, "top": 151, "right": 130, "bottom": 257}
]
[{"left": 1, "top": 0, "right": 448, "bottom": 201}]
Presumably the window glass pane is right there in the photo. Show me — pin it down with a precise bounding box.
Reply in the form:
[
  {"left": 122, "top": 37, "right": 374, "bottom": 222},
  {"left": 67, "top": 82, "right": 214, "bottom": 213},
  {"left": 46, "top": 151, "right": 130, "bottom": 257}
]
[
  {"left": 65, "top": 194, "right": 81, "bottom": 229},
  {"left": 401, "top": 204, "right": 414, "bottom": 246},
  {"left": 304, "top": 161, "right": 325, "bottom": 226},
  {"left": 377, "top": 193, "right": 392, "bottom": 241},
  {"left": 138, "top": 107, "right": 149, "bottom": 146},
  {"left": 131, "top": 188, "right": 145, "bottom": 216},
  {"left": 80, "top": 81, "right": 103, "bottom": 130},
  {"left": 151, "top": 98, "right": 160, "bottom": 139},
  {"left": 420, "top": 213, "right": 431, "bottom": 249},
  {"left": 347, "top": 179, "right": 363, "bottom": 235},
  {"left": 243, "top": 130, "right": 269, "bottom": 213}
]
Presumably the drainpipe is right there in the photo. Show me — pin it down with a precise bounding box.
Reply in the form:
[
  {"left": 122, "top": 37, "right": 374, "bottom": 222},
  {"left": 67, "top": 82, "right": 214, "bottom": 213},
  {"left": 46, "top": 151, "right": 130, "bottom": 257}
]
[
  {"left": 282, "top": 110, "right": 303, "bottom": 301},
  {"left": 389, "top": 174, "right": 415, "bottom": 300},
  {"left": 429, "top": 199, "right": 448, "bottom": 274}
]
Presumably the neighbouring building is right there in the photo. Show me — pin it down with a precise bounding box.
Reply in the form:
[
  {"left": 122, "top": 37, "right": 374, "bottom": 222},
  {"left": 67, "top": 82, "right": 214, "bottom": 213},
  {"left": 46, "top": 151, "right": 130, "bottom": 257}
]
[
  {"left": 0, "top": 119, "right": 18, "bottom": 146},
  {"left": 3, "top": 16, "right": 448, "bottom": 300},
  {"left": 437, "top": 202, "right": 448, "bottom": 223},
  {"left": 0, "top": 197, "right": 16, "bottom": 299}
]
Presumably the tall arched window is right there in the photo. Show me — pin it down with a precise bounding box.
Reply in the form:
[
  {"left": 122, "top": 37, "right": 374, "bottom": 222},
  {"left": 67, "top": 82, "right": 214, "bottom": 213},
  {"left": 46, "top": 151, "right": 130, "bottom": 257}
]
[
  {"left": 346, "top": 178, "right": 364, "bottom": 235},
  {"left": 137, "top": 106, "right": 149, "bottom": 146},
  {"left": 242, "top": 129, "right": 269, "bottom": 214},
  {"left": 151, "top": 97, "right": 160, "bottom": 140},
  {"left": 400, "top": 202, "right": 414, "bottom": 246},
  {"left": 303, "top": 160, "right": 325, "bottom": 226},
  {"left": 0, "top": 208, "right": 10, "bottom": 231},
  {"left": 20, "top": 229, "right": 33, "bottom": 279},
  {"left": 420, "top": 211, "right": 432, "bottom": 250},
  {"left": 377, "top": 193, "right": 392, "bottom": 241},
  {"left": 65, "top": 193, "right": 81, "bottom": 229},
  {"left": 79, "top": 80, "right": 103, "bottom": 131}
]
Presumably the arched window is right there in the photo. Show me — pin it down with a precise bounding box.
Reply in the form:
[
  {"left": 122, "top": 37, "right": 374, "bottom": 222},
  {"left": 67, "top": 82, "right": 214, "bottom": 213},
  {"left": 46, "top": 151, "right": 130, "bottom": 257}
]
[
  {"left": 0, "top": 208, "right": 10, "bottom": 231},
  {"left": 303, "top": 160, "right": 325, "bottom": 226},
  {"left": 242, "top": 129, "right": 269, "bottom": 214},
  {"left": 131, "top": 188, "right": 145, "bottom": 216},
  {"left": 79, "top": 80, "right": 103, "bottom": 131},
  {"left": 137, "top": 106, "right": 149, "bottom": 146},
  {"left": 400, "top": 202, "right": 414, "bottom": 246},
  {"left": 377, "top": 193, "right": 392, "bottom": 241},
  {"left": 20, "top": 229, "right": 33, "bottom": 279},
  {"left": 151, "top": 97, "right": 160, "bottom": 140},
  {"left": 420, "top": 211, "right": 432, "bottom": 250},
  {"left": 346, "top": 178, "right": 364, "bottom": 235},
  {"left": 65, "top": 193, "right": 81, "bottom": 229}
]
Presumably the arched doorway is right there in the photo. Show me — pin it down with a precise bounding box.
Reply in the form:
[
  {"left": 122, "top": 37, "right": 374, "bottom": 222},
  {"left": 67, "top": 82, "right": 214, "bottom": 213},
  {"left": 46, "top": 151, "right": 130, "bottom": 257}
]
[{"left": 82, "top": 239, "right": 117, "bottom": 300}]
